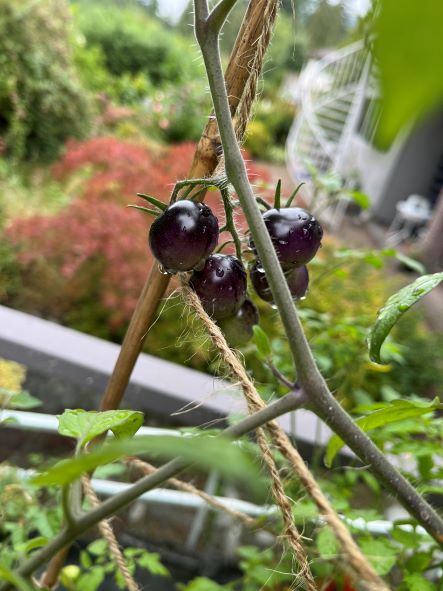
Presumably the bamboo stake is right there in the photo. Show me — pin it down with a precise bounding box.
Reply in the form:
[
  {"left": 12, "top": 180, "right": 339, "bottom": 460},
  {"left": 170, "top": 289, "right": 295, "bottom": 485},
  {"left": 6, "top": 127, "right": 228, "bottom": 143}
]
[{"left": 100, "top": 0, "right": 276, "bottom": 412}]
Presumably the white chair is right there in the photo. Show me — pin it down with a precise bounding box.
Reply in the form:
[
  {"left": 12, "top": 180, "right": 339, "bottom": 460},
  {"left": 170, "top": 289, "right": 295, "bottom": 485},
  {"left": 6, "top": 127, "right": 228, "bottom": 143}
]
[{"left": 385, "top": 194, "right": 432, "bottom": 246}]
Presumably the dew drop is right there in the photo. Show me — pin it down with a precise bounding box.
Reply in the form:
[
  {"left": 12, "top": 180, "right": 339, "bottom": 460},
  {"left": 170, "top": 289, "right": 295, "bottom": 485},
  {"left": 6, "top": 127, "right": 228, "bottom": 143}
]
[
  {"left": 413, "top": 288, "right": 425, "bottom": 296},
  {"left": 158, "top": 264, "right": 170, "bottom": 276},
  {"left": 398, "top": 304, "right": 409, "bottom": 312}
]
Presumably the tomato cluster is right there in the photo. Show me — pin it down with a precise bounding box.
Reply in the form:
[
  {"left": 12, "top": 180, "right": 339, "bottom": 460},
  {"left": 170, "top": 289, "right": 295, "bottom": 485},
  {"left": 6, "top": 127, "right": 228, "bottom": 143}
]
[
  {"left": 148, "top": 196, "right": 323, "bottom": 347},
  {"left": 249, "top": 206, "right": 323, "bottom": 304}
]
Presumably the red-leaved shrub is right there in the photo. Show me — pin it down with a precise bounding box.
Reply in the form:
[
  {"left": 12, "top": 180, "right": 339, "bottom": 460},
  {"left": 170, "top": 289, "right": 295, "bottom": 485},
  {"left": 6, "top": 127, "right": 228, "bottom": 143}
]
[
  {"left": 7, "top": 199, "right": 149, "bottom": 334},
  {"left": 7, "top": 138, "right": 272, "bottom": 343}
]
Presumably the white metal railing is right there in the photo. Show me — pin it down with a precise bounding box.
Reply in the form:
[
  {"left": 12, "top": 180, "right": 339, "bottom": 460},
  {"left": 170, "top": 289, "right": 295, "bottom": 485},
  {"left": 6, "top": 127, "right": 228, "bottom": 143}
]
[
  {"left": 2, "top": 410, "right": 436, "bottom": 539},
  {"left": 287, "top": 41, "right": 374, "bottom": 183},
  {"left": 12, "top": 468, "right": 432, "bottom": 538}
]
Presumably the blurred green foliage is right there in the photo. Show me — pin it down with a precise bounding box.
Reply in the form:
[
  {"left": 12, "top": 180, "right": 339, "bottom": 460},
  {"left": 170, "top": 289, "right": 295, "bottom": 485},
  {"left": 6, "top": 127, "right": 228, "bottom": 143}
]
[
  {"left": 73, "top": 40, "right": 154, "bottom": 106},
  {"left": 245, "top": 98, "right": 296, "bottom": 162},
  {"left": 0, "top": 464, "right": 170, "bottom": 590},
  {"left": 375, "top": 1, "right": 443, "bottom": 148},
  {"left": 306, "top": 0, "right": 347, "bottom": 49},
  {"left": 73, "top": 3, "right": 204, "bottom": 88},
  {"left": 0, "top": 0, "right": 93, "bottom": 162},
  {"left": 244, "top": 239, "right": 443, "bottom": 407}
]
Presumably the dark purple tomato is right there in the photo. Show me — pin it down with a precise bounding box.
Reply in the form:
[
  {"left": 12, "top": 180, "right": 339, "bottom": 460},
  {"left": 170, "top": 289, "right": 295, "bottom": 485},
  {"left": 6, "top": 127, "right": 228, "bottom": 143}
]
[
  {"left": 252, "top": 207, "right": 322, "bottom": 268},
  {"left": 149, "top": 200, "right": 219, "bottom": 273},
  {"left": 189, "top": 254, "right": 247, "bottom": 320},
  {"left": 218, "top": 299, "right": 259, "bottom": 347},
  {"left": 250, "top": 260, "right": 309, "bottom": 302}
]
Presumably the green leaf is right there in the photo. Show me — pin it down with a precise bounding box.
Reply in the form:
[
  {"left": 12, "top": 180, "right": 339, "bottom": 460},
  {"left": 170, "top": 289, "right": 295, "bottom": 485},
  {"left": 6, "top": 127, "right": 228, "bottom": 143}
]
[
  {"left": 87, "top": 539, "right": 108, "bottom": 556},
  {"left": 292, "top": 500, "right": 319, "bottom": 524},
  {"left": 367, "top": 273, "right": 443, "bottom": 364},
  {"left": 404, "top": 573, "right": 435, "bottom": 591},
  {"left": 76, "top": 566, "right": 105, "bottom": 591},
  {"left": 80, "top": 550, "right": 92, "bottom": 569},
  {"left": 360, "top": 538, "right": 397, "bottom": 576},
  {"left": 316, "top": 526, "right": 338, "bottom": 559},
  {"left": 57, "top": 409, "right": 144, "bottom": 446},
  {"left": 0, "top": 565, "right": 37, "bottom": 591},
  {"left": 136, "top": 552, "right": 169, "bottom": 576},
  {"left": 391, "top": 526, "right": 422, "bottom": 549},
  {"left": 0, "top": 389, "right": 41, "bottom": 409},
  {"left": 346, "top": 190, "right": 370, "bottom": 209},
  {"left": 325, "top": 398, "right": 440, "bottom": 467},
  {"left": 361, "top": 471, "right": 380, "bottom": 495},
  {"left": 252, "top": 326, "right": 271, "bottom": 359},
  {"left": 417, "top": 454, "right": 434, "bottom": 480},
  {"left": 405, "top": 551, "right": 433, "bottom": 574},
  {"left": 32, "top": 434, "right": 263, "bottom": 492},
  {"left": 178, "top": 577, "right": 227, "bottom": 591},
  {"left": 15, "top": 536, "right": 49, "bottom": 554},
  {"left": 394, "top": 252, "right": 426, "bottom": 275},
  {"left": 374, "top": 2, "right": 443, "bottom": 148}
]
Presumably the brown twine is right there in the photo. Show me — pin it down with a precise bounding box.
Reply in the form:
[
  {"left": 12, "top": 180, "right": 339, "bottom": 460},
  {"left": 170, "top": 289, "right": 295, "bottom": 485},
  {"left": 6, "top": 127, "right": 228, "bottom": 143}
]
[
  {"left": 82, "top": 476, "right": 139, "bottom": 591},
  {"left": 126, "top": 457, "right": 260, "bottom": 530},
  {"left": 234, "top": 0, "right": 278, "bottom": 143},
  {"left": 180, "top": 279, "right": 390, "bottom": 591},
  {"left": 214, "top": 0, "right": 279, "bottom": 177},
  {"left": 180, "top": 279, "right": 317, "bottom": 591}
]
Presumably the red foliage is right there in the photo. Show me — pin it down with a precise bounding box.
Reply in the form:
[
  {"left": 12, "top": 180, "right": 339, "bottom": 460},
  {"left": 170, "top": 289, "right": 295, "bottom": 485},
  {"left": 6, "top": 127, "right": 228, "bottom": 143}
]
[
  {"left": 52, "top": 137, "right": 195, "bottom": 204},
  {"left": 323, "top": 577, "right": 356, "bottom": 591},
  {"left": 9, "top": 138, "right": 272, "bottom": 337},
  {"left": 7, "top": 199, "right": 150, "bottom": 333},
  {"left": 53, "top": 137, "right": 270, "bottom": 208}
]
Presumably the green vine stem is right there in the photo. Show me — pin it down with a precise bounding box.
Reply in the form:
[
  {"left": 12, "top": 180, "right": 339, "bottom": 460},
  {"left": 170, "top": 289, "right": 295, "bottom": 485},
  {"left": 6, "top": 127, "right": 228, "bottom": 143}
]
[
  {"left": 219, "top": 185, "right": 243, "bottom": 261},
  {"left": 193, "top": 0, "right": 443, "bottom": 545}
]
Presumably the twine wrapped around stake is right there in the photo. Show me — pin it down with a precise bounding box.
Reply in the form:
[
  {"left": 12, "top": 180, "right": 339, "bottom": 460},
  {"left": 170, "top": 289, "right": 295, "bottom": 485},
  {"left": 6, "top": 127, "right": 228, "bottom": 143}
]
[{"left": 180, "top": 278, "right": 390, "bottom": 591}]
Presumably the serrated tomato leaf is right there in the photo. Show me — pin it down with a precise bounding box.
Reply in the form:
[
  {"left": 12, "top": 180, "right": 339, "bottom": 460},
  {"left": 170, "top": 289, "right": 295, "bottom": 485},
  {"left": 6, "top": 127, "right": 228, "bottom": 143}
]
[
  {"left": 367, "top": 273, "right": 443, "bottom": 364},
  {"left": 325, "top": 398, "right": 441, "bottom": 467},
  {"left": 57, "top": 409, "right": 144, "bottom": 446}
]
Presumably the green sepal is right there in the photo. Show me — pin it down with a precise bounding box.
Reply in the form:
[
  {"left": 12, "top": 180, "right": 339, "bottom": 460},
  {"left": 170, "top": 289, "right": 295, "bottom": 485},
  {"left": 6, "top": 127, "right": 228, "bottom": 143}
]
[
  {"left": 127, "top": 204, "right": 159, "bottom": 217},
  {"left": 273, "top": 179, "right": 282, "bottom": 209},
  {"left": 286, "top": 182, "right": 305, "bottom": 208},
  {"left": 136, "top": 193, "right": 167, "bottom": 211}
]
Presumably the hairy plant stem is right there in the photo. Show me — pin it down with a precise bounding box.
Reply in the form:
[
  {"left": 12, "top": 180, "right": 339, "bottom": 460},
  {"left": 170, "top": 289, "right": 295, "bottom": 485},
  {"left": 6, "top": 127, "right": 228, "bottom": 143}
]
[
  {"left": 6, "top": 392, "right": 306, "bottom": 585},
  {"left": 193, "top": 0, "right": 443, "bottom": 545}
]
